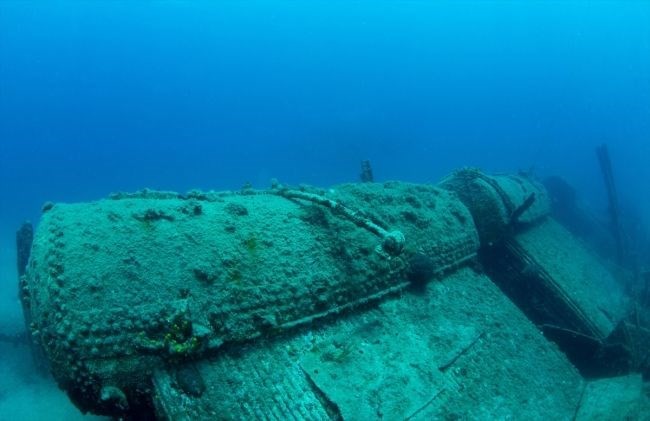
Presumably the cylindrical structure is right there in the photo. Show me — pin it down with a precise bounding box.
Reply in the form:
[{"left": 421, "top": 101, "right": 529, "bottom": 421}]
[
  {"left": 23, "top": 182, "right": 479, "bottom": 416},
  {"left": 440, "top": 169, "right": 550, "bottom": 245}
]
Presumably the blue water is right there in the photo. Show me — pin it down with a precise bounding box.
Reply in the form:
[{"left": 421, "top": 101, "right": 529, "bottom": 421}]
[
  {"left": 1, "top": 1, "right": 648, "bottom": 231},
  {"left": 0, "top": 2, "right": 648, "bottom": 418}
]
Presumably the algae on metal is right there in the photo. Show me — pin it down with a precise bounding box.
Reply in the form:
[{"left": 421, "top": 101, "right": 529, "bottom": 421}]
[{"left": 24, "top": 181, "right": 477, "bottom": 415}]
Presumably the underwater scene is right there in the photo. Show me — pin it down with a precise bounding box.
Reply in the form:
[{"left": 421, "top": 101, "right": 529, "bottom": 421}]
[{"left": 1, "top": 1, "right": 649, "bottom": 420}]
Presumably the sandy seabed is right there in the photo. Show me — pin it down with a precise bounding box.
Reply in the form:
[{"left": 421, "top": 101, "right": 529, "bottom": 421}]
[
  {"left": 0, "top": 301, "right": 108, "bottom": 421},
  {"left": 0, "top": 237, "right": 107, "bottom": 421}
]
